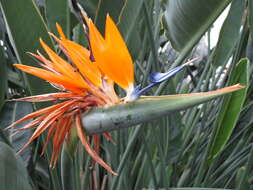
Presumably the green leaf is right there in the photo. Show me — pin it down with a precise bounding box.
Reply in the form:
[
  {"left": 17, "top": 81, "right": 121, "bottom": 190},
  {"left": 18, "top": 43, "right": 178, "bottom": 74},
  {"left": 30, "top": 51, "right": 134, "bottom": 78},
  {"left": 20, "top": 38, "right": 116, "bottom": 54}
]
[
  {"left": 79, "top": 0, "right": 100, "bottom": 19},
  {"left": 249, "top": 0, "right": 253, "bottom": 41},
  {"left": 116, "top": 0, "right": 144, "bottom": 43},
  {"left": 0, "top": 0, "right": 54, "bottom": 96},
  {"left": 0, "top": 142, "right": 33, "bottom": 190},
  {"left": 60, "top": 146, "right": 76, "bottom": 190},
  {"left": 82, "top": 84, "right": 244, "bottom": 135},
  {"left": 0, "top": 47, "right": 7, "bottom": 111},
  {"left": 117, "top": 0, "right": 144, "bottom": 58},
  {"left": 237, "top": 146, "right": 253, "bottom": 190},
  {"left": 0, "top": 102, "right": 33, "bottom": 164},
  {"left": 93, "top": 0, "right": 124, "bottom": 33},
  {"left": 167, "top": 188, "right": 232, "bottom": 190},
  {"left": 208, "top": 58, "right": 249, "bottom": 162},
  {"left": 163, "top": 0, "right": 231, "bottom": 52},
  {"left": 45, "top": 0, "right": 69, "bottom": 35},
  {"left": 212, "top": 0, "right": 244, "bottom": 67}
]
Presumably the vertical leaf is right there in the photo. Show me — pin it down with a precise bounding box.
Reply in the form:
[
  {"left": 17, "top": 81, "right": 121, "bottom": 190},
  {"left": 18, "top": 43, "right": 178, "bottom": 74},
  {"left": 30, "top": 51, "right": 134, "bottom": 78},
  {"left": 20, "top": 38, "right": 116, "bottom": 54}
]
[
  {"left": 45, "top": 0, "right": 69, "bottom": 34},
  {"left": 93, "top": 0, "right": 124, "bottom": 33},
  {"left": 208, "top": 58, "right": 249, "bottom": 162},
  {"left": 212, "top": 0, "right": 244, "bottom": 67},
  {"left": 249, "top": 0, "right": 253, "bottom": 41},
  {"left": 0, "top": 47, "right": 7, "bottom": 111}
]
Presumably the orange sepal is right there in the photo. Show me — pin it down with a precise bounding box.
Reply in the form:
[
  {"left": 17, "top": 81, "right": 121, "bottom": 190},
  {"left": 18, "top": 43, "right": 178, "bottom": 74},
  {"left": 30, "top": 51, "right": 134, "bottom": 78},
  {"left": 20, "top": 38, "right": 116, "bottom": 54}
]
[
  {"left": 17, "top": 99, "right": 79, "bottom": 154},
  {"left": 56, "top": 23, "right": 67, "bottom": 40},
  {"left": 75, "top": 112, "right": 117, "bottom": 176},
  {"left": 39, "top": 39, "right": 87, "bottom": 86},
  {"left": 88, "top": 16, "right": 134, "bottom": 91},
  {"left": 14, "top": 64, "right": 87, "bottom": 94},
  {"left": 10, "top": 92, "right": 82, "bottom": 102},
  {"left": 105, "top": 15, "right": 134, "bottom": 87},
  {"left": 50, "top": 32, "right": 102, "bottom": 87},
  {"left": 5, "top": 101, "right": 68, "bottom": 130}
]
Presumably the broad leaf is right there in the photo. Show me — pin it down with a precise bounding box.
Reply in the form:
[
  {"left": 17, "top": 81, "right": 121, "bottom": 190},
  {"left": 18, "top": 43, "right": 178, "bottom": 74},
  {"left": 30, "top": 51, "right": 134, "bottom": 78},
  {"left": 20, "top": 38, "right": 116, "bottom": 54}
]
[
  {"left": 208, "top": 58, "right": 249, "bottom": 162},
  {"left": 163, "top": 0, "right": 232, "bottom": 52},
  {"left": 0, "top": 142, "right": 33, "bottom": 190},
  {"left": 93, "top": 0, "right": 124, "bottom": 33},
  {"left": 45, "top": 0, "right": 69, "bottom": 35},
  {"left": 212, "top": 0, "right": 244, "bottom": 67},
  {"left": 0, "top": 0, "right": 54, "bottom": 97},
  {"left": 0, "top": 102, "right": 33, "bottom": 165}
]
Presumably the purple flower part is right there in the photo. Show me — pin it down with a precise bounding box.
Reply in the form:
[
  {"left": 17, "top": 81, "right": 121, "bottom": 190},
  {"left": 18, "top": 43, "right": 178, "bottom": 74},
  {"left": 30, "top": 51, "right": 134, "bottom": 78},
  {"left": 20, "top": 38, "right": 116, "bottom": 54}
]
[
  {"left": 149, "top": 64, "right": 186, "bottom": 83},
  {"left": 128, "top": 58, "right": 199, "bottom": 101}
]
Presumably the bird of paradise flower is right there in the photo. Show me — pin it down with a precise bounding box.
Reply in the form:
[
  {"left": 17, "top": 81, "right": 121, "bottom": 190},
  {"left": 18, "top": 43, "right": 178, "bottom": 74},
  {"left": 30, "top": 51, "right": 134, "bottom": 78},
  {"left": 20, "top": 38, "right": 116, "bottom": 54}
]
[
  {"left": 7, "top": 15, "right": 138, "bottom": 176},
  {"left": 6, "top": 13, "right": 240, "bottom": 176}
]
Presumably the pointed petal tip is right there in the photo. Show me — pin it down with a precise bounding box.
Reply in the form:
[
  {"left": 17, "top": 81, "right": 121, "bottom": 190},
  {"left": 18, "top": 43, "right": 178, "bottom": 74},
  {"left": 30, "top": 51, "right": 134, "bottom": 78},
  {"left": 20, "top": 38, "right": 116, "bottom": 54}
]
[
  {"left": 106, "top": 13, "right": 111, "bottom": 21},
  {"left": 13, "top": 63, "right": 21, "bottom": 68},
  {"left": 55, "top": 23, "right": 66, "bottom": 39}
]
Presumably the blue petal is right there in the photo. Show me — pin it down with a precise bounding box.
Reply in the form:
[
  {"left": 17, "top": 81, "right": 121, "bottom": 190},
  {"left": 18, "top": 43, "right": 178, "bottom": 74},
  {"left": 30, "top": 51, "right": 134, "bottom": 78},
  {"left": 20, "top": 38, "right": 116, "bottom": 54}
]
[
  {"left": 149, "top": 65, "right": 185, "bottom": 83},
  {"left": 126, "top": 60, "right": 195, "bottom": 101}
]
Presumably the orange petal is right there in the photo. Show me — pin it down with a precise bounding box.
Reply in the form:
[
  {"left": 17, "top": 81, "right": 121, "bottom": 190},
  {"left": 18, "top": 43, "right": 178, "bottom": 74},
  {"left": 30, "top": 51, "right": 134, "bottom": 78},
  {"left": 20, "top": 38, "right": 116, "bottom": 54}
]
[
  {"left": 51, "top": 115, "right": 72, "bottom": 167},
  {"left": 14, "top": 115, "right": 47, "bottom": 132},
  {"left": 17, "top": 99, "right": 78, "bottom": 154},
  {"left": 5, "top": 101, "right": 68, "bottom": 130},
  {"left": 39, "top": 39, "right": 87, "bottom": 87},
  {"left": 14, "top": 64, "right": 87, "bottom": 94},
  {"left": 50, "top": 34, "right": 102, "bottom": 87},
  {"left": 11, "top": 92, "right": 81, "bottom": 102},
  {"left": 93, "top": 135, "right": 100, "bottom": 155},
  {"left": 105, "top": 15, "right": 134, "bottom": 88},
  {"left": 56, "top": 23, "right": 67, "bottom": 40},
  {"left": 41, "top": 121, "right": 57, "bottom": 155},
  {"left": 17, "top": 113, "right": 59, "bottom": 154},
  {"left": 88, "top": 17, "right": 133, "bottom": 91},
  {"left": 102, "top": 133, "right": 115, "bottom": 144},
  {"left": 75, "top": 113, "right": 117, "bottom": 175}
]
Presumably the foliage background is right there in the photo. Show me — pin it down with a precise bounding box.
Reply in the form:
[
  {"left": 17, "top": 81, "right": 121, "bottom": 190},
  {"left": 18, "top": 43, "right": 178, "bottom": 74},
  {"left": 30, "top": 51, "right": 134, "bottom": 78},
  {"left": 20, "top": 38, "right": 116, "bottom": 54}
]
[{"left": 0, "top": 0, "right": 253, "bottom": 189}]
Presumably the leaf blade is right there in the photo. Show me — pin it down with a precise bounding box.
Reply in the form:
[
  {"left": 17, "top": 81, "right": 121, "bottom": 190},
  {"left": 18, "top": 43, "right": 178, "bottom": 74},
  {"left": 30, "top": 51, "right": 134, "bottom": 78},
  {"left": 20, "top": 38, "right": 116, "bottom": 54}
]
[
  {"left": 0, "top": 142, "right": 33, "bottom": 190},
  {"left": 163, "top": 0, "right": 231, "bottom": 52},
  {"left": 0, "top": 0, "right": 55, "bottom": 96},
  {"left": 208, "top": 58, "right": 249, "bottom": 162}
]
